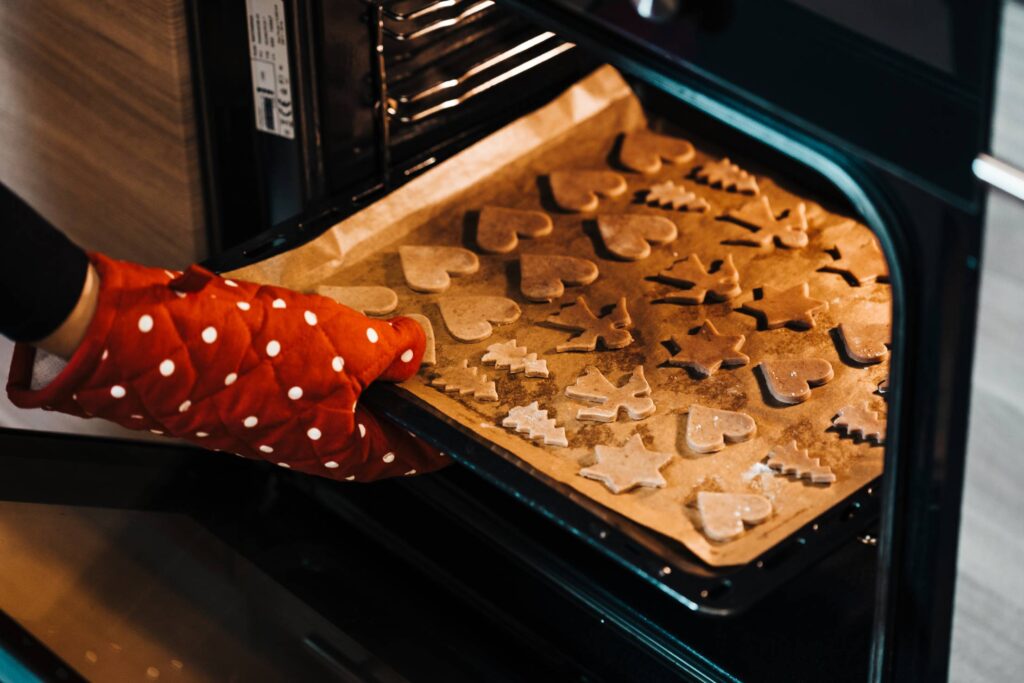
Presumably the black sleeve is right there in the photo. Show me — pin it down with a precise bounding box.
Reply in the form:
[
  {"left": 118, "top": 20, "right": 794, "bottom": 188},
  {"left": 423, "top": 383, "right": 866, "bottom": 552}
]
[{"left": 0, "top": 182, "right": 89, "bottom": 343}]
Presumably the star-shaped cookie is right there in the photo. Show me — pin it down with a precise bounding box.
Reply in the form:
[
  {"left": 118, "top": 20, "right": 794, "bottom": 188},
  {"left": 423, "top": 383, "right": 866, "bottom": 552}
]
[
  {"left": 578, "top": 433, "right": 674, "bottom": 494},
  {"left": 665, "top": 321, "right": 749, "bottom": 377},
  {"left": 739, "top": 282, "right": 827, "bottom": 330}
]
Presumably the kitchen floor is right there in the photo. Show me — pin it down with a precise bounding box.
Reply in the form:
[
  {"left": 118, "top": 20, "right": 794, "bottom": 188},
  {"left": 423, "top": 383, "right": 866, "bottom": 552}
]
[{"left": 948, "top": 2, "right": 1024, "bottom": 680}]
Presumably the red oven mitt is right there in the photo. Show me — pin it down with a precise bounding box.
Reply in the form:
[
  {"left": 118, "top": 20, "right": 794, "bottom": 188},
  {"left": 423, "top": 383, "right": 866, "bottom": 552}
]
[{"left": 6, "top": 253, "right": 449, "bottom": 481}]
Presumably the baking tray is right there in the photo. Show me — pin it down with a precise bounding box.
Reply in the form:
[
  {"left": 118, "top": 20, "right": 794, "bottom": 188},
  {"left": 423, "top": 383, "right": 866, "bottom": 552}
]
[{"left": 226, "top": 66, "right": 887, "bottom": 612}]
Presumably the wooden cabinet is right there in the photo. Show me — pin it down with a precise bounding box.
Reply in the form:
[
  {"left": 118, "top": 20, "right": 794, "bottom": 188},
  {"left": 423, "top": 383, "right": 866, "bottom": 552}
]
[{"left": 0, "top": 0, "right": 205, "bottom": 268}]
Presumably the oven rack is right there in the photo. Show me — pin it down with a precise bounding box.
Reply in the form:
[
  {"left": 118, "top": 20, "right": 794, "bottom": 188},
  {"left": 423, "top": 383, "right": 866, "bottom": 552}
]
[
  {"left": 363, "top": 384, "right": 881, "bottom": 615},
  {"left": 368, "top": 0, "right": 579, "bottom": 133}
]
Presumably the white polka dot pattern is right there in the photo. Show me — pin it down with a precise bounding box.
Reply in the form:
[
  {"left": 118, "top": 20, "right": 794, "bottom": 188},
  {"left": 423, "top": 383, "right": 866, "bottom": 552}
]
[
  {"left": 5, "top": 254, "right": 447, "bottom": 486},
  {"left": 277, "top": 462, "right": 290, "bottom": 468}
]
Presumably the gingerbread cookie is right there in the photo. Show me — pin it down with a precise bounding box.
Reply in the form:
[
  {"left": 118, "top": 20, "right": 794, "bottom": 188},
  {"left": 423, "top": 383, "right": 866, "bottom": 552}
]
[
  {"left": 315, "top": 285, "right": 398, "bottom": 316},
  {"left": 545, "top": 296, "right": 634, "bottom": 352},
  {"left": 596, "top": 214, "right": 677, "bottom": 260},
  {"left": 822, "top": 223, "right": 889, "bottom": 285},
  {"left": 619, "top": 130, "right": 695, "bottom": 174},
  {"left": 665, "top": 321, "right": 749, "bottom": 377},
  {"left": 439, "top": 296, "right": 521, "bottom": 342},
  {"left": 839, "top": 322, "right": 891, "bottom": 364},
  {"left": 430, "top": 360, "right": 498, "bottom": 402},
  {"left": 481, "top": 339, "right": 548, "bottom": 378},
  {"left": 833, "top": 402, "right": 886, "bottom": 443},
  {"left": 759, "top": 359, "right": 834, "bottom": 404},
  {"left": 685, "top": 404, "right": 756, "bottom": 454},
  {"left": 399, "top": 245, "right": 479, "bottom": 293},
  {"left": 643, "top": 180, "right": 710, "bottom": 212},
  {"left": 502, "top": 402, "right": 568, "bottom": 447},
  {"left": 549, "top": 170, "right": 628, "bottom": 212},
  {"left": 740, "top": 283, "right": 827, "bottom": 330},
  {"left": 723, "top": 197, "right": 808, "bottom": 249},
  {"left": 579, "top": 433, "right": 674, "bottom": 494},
  {"left": 476, "top": 206, "right": 553, "bottom": 254},
  {"left": 693, "top": 157, "right": 759, "bottom": 195},
  {"left": 658, "top": 254, "right": 741, "bottom": 304},
  {"left": 696, "top": 492, "right": 772, "bottom": 543},
  {"left": 765, "top": 441, "right": 836, "bottom": 484},
  {"left": 520, "top": 254, "right": 599, "bottom": 302},
  {"left": 565, "top": 365, "right": 655, "bottom": 422}
]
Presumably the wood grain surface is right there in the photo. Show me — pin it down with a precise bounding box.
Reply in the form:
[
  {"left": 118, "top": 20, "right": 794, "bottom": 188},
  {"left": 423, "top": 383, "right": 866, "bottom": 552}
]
[{"left": 0, "top": 0, "right": 205, "bottom": 268}]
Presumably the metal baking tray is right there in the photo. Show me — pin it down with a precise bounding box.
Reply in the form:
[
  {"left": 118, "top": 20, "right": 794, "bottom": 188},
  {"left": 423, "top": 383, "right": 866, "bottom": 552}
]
[{"left": 214, "top": 68, "right": 887, "bottom": 614}]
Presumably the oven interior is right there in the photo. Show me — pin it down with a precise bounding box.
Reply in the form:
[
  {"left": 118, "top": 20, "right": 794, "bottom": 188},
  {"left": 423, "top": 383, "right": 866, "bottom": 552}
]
[
  {"left": 180, "top": 0, "right": 995, "bottom": 679},
  {"left": 195, "top": 0, "right": 892, "bottom": 615}
]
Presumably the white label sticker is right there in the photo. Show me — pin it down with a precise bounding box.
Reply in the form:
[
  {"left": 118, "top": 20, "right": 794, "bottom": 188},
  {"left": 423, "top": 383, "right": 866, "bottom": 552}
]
[{"left": 245, "top": 0, "right": 295, "bottom": 139}]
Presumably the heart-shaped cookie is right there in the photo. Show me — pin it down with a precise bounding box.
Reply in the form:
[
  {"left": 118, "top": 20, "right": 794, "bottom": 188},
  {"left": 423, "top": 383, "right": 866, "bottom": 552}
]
[
  {"left": 476, "top": 206, "right": 553, "bottom": 254},
  {"left": 759, "top": 359, "right": 834, "bottom": 404},
  {"left": 839, "top": 322, "right": 890, "bottom": 364},
  {"left": 685, "top": 404, "right": 756, "bottom": 454},
  {"left": 619, "top": 130, "right": 696, "bottom": 174},
  {"left": 399, "top": 246, "right": 479, "bottom": 293},
  {"left": 520, "top": 254, "right": 599, "bottom": 302},
  {"left": 549, "top": 170, "right": 628, "bottom": 212},
  {"left": 439, "top": 296, "right": 521, "bottom": 342},
  {"left": 315, "top": 285, "right": 398, "bottom": 316},
  {"left": 597, "top": 214, "right": 678, "bottom": 261},
  {"left": 696, "top": 491, "right": 773, "bottom": 542}
]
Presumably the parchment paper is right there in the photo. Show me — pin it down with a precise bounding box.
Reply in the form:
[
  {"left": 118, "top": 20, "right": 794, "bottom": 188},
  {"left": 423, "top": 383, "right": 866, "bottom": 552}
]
[{"left": 228, "top": 66, "right": 889, "bottom": 567}]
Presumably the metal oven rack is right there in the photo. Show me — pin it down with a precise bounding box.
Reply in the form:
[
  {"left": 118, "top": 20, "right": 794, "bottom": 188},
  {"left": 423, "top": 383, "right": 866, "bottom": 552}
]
[{"left": 364, "top": 0, "right": 584, "bottom": 191}]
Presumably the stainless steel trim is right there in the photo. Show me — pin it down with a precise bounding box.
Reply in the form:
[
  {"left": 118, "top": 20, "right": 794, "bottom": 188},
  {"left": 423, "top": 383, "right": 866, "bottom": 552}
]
[
  {"left": 397, "top": 41, "right": 575, "bottom": 123},
  {"left": 383, "top": 0, "right": 495, "bottom": 41},
  {"left": 394, "top": 31, "right": 558, "bottom": 105},
  {"left": 973, "top": 153, "right": 1024, "bottom": 202},
  {"left": 382, "top": 0, "right": 467, "bottom": 23}
]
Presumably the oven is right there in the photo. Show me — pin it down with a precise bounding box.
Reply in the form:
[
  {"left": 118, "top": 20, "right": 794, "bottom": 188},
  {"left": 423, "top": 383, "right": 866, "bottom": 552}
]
[{"left": 0, "top": 1, "right": 1010, "bottom": 681}]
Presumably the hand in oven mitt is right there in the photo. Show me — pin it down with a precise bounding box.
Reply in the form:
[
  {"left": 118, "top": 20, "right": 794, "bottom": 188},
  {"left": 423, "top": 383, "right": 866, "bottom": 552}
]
[{"left": 6, "top": 253, "right": 449, "bottom": 481}]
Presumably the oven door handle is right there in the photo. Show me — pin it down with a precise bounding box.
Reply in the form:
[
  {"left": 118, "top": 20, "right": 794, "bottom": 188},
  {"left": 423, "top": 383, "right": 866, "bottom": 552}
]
[{"left": 973, "top": 153, "right": 1024, "bottom": 203}]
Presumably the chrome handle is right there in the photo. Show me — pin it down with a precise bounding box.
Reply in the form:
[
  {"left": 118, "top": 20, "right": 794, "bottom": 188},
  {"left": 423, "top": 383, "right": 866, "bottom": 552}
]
[{"left": 973, "top": 153, "right": 1024, "bottom": 203}]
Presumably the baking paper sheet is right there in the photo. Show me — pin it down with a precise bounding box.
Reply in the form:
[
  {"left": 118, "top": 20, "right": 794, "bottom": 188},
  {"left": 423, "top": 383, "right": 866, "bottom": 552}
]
[{"left": 228, "top": 66, "right": 888, "bottom": 567}]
